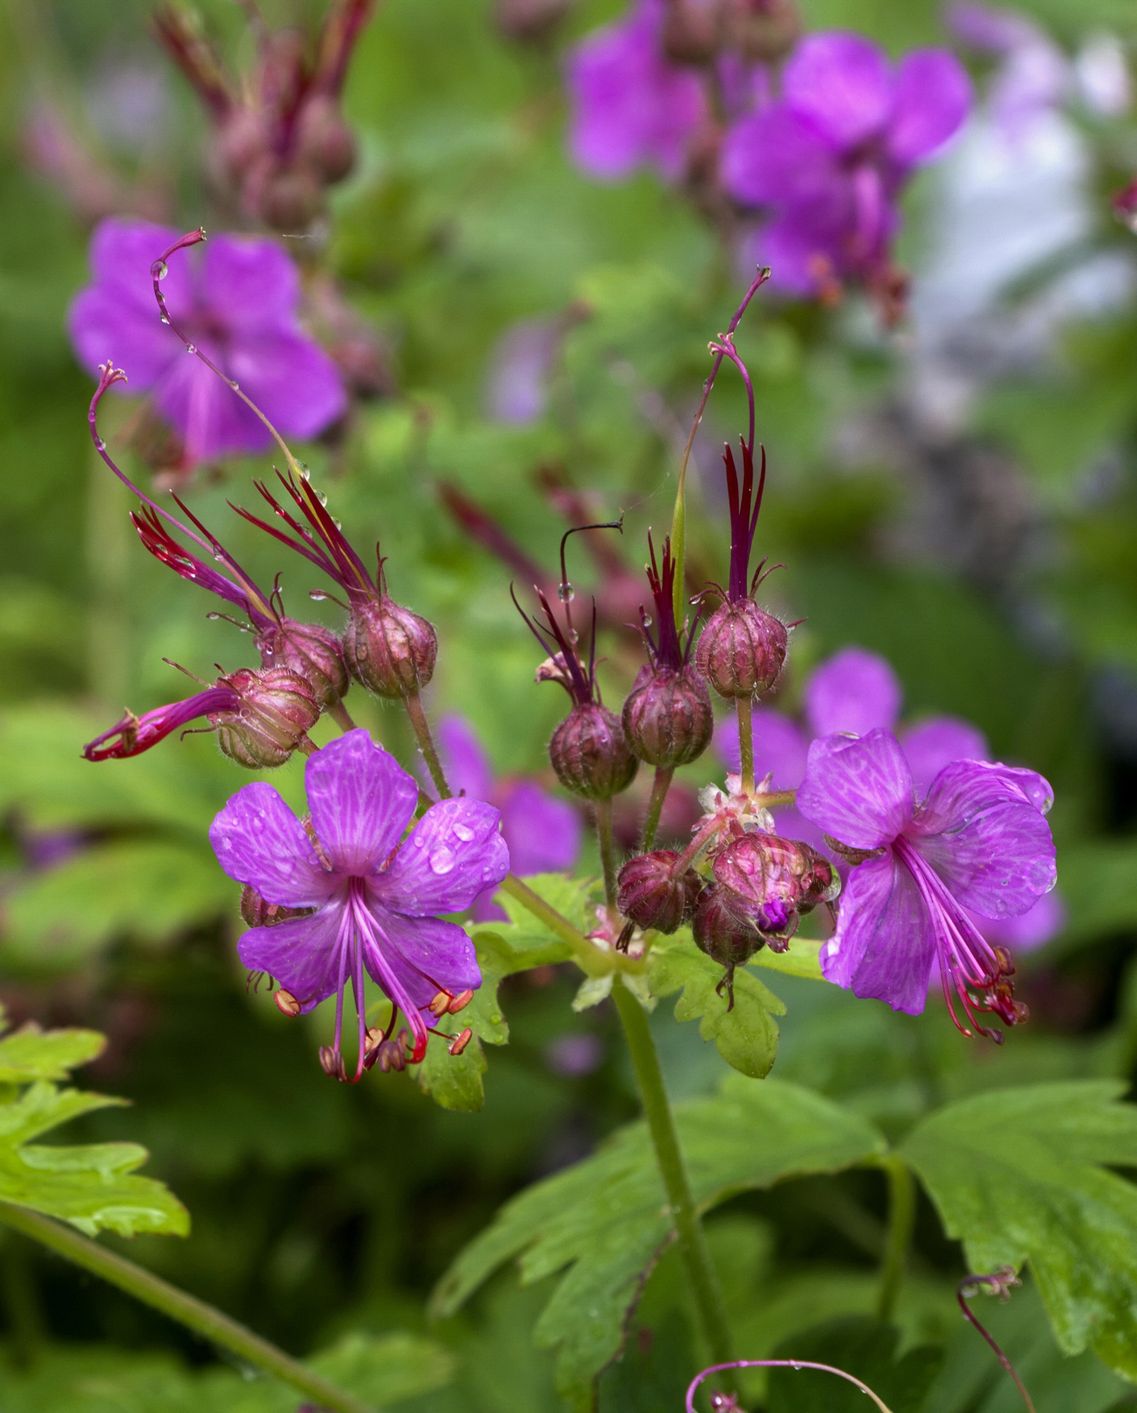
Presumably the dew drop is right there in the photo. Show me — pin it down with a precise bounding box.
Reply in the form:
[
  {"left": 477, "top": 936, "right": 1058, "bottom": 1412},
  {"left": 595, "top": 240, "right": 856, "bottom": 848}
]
[
  {"left": 309, "top": 590, "right": 328, "bottom": 602},
  {"left": 558, "top": 581, "right": 575, "bottom": 603},
  {"left": 185, "top": 343, "right": 197, "bottom": 355},
  {"left": 791, "top": 1363, "right": 802, "bottom": 1372},
  {"left": 642, "top": 614, "right": 653, "bottom": 628},
  {"left": 316, "top": 490, "right": 328, "bottom": 506},
  {"left": 429, "top": 846, "right": 456, "bottom": 875},
  {"left": 230, "top": 381, "right": 240, "bottom": 391},
  {"left": 299, "top": 464, "right": 312, "bottom": 482},
  {"left": 452, "top": 822, "right": 474, "bottom": 842},
  {"left": 159, "top": 314, "right": 170, "bottom": 325},
  {"left": 206, "top": 612, "right": 221, "bottom": 621},
  {"left": 151, "top": 259, "right": 168, "bottom": 281},
  {"left": 412, "top": 834, "right": 426, "bottom": 849}
]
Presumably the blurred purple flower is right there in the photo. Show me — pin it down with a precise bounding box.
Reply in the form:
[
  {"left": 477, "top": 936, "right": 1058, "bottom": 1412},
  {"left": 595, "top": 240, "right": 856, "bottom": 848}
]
[
  {"left": 69, "top": 218, "right": 346, "bottom": 466},
  {"left": 438, "top": 716, "right": 582, "bottom": 920},
  {"left": 948, "top": 2, "right": 1068, "bottom": 146},
  {"left": 211, "top": 731, "right": 509, "bottom": 1081},
  {"left": 486, "top": 318, "right": 561, "bottom": 423},
  {"left": 798, "top": 729, "right": 1056, "bottom": 1039},
  {"left": 566, "top": 0, "right": 707, "bottom": 181},
  {"left": 722, "top": 32, "right": 970, "bottom": 293}
]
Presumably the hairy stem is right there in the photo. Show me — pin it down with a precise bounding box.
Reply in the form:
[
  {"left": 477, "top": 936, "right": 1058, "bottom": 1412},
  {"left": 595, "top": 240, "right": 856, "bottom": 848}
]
[
  {"left": 641, "top": 766, "right": 674, "bottom": 852},
  {"left": 0, "top": 1205, "right": 374, "bottom": 1413},
  {"left": 876, "top": 1158, "right": 916, "bottom": 1322},
  {"left": 402, "top": 692, "right": 450, "bottom": 799},
  {"left": 328, "top": 700, "right": 357, "bottom": 732},
  {"left": 736, "top": 698, "right": 755, "bottom": 796},
  {"left": 595, "top": 798, "right": 619, "bottom": 912},
  {"left": 611, "top": 982, "right": 734, "bottom": 1372}
]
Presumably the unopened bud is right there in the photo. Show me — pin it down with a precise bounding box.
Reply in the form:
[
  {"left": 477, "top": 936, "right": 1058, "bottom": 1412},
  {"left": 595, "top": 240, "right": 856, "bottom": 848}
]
[
  {"left": 344, "top": 596, "right": 438, "bottom": 700},
  {"left": 617, "top": 850, "right": 703, "bottom": 934},
  {"left": 295, "top": 95, "right": 357, "bottom": 184},
  {"left": 661, "top": 0, "right": 721, "bottom": 64},
  {"left": 693, "top": 884, "right": 764, "bottom": 1006},
  {"left": 695, "top": 599, "right": 788, "bottom": 700},
  {"left": 549, "top": 703, "right": 638, "bottom": 801},
  {"left": 622, "top": 665, "right": 713, "bottom": 767},
  {"left": 214, "top": 666, "right": 320, "bottom": 768},
  {"left": 248, "top": 160, "right": 324, "bottom": 229},
  {"left": 259, "top": 618, "right": 349, "bottom": 708},
  {"left": 712, "top": 832, "right": 839, "bottom": 933}
]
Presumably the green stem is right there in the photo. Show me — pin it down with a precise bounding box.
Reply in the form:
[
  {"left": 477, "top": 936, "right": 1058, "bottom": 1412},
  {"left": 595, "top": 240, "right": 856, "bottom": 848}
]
[
  {"left": 497, "top": 875, "right": 642, "bottom": 977},
  {"left": 641, "top": 766, "right": 674, "bottom": 851},
  {"left": 403, "top": 693, "right": 450, "bottom": 798},
  {"left": 610, "top": 982, "right": 734, "bottom": 1370},
  {"left": 736, "top": 699, "right": 754, "bottom": 796},
  {"left": 595, "top": 798, "right": 619, "bottom": 911},
  {"left": 0, "top": 1204, "right": 374, "bottom": 1413},
  {"left": 876, "top": 1158, "right": 916, "bottom": 1322},
  {"left": 0, "top": 1228, "right": 43, "bottom": 1369}
]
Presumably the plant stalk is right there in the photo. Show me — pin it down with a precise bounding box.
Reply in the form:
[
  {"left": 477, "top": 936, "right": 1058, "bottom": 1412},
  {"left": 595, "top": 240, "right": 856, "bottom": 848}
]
[
  {"left": 595, "top": 798, "right": 619, "bottom": 911},
  {"left": 403, "top": 692, "right": 450, "bottom": 798},
  {"left": 876, "top": 1157, "right": 916, "bottom": 1321},
  {"left": 0, "top": 1204, "right": 374, "bottom": 1413},
  {"left": 610, "top": 982, "right": 734, "bottom": 1371},
  {"left": 736, "top": 698, "right": 755, "bottom": 796},
  {"left": 641, "top": 766, "right": 674, "bottom": 851}
]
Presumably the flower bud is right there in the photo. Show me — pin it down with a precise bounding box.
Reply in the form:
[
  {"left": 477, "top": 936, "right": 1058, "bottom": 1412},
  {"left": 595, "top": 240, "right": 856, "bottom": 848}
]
[
  {"left": 712, "top": 832, "right": 839, "bottom": 934},
  {"left": 549, "top": 703, "right": 638, "bottom": 801},
  {"left": 693, "top": 884, "right": 764, "bottom": 1005},
  {"left": 622, "top": 664, "right": 713, "bottom": 768},
  {"left": 213, "top": 666, "right": 320, "bottom": 769},
  {"left": 343, "top": 597, "right": 438, "bottom": 700},
  {"left": 661, "top": 0, "right": 721, "bottom": 64},
  {"left": 259, "top": 618, "right": 349, "bottom": 708},
  {"left": 617, "top": 850, "right": 703, "bottom": 933},
  {"left": 295, "top": 95, "right": 357, "bottom": 183},
  {"left": 724, "top": 0, "right": 801, "bottom": 63},
  {"left": 247, "top": 159, "right": 324, "bottom": 229},
  {"left": 695, "top": 598, "right": 788, "bottom": 700}
]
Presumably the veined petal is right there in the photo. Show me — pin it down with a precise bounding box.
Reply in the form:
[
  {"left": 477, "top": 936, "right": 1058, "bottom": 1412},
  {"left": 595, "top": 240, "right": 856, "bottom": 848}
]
[
  {"left": 822, "top": 852, "right": 935, "bottom": 1014},
  {"left": 722, "top": 107, "right": 840, "bottom": 208},
  {"left": 201, "top": 235, "right": 300, "bottom": 328},
  {"left": 901, "top": 716, "right": 988, "bottom": 794},
  {"left": 305, "top": 731, "right": 419, "bottom": 875},
  {"left": 369, "top": 909, "right": 481, "bottom": 997},
  {"left": 887, "top": 50, "right": 971, "bottom": 167},
  {"left": 783, "top": 33, "right": 893, "bottom": 149},
  {"left": 913, "top": 759, "right": 1057, "bottom": 916},
  {"left": 210, "top": 781, "right": 333, "bottom": 907},
  {"left": 377, "top": 798, "right": 509, "bottom": 915},
  {"left": 805, "top": 647, "right": 901, "bottom": 739},
  {"left": 152, "top": 349, "right": 271, "bottom": 463},
  {"left": 798, "top": 728, "right": 914, "bottom": 850},
  {"left": 237, "top": 907, "right": 346, "bottom": 1013}
]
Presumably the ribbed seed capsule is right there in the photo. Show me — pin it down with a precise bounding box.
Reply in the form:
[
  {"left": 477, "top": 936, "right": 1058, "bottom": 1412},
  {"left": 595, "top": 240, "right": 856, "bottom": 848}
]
[{"left": 549, "top": 703, "right": 638, "bottom": 801}]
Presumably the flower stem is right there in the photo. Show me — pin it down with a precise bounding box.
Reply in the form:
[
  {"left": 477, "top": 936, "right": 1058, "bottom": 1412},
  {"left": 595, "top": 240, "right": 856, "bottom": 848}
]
[
  {"left": 0, "top": 1204, "right": 375, "bottom": 1413},
  {"left": 403, "top": 692, "right": 450, "bottom": 799},
  {"left": 497, "top": 875, "right": 642, "bottom": 977},
  {"left": 610, "top": 981, "right": 734, "bottom": 1371},
  {"left": 736, "top": 698, "right": 755, "bottom": 796},
  {"left": 641, "top": 766, "right": 674, "bottom": 851},
  {"left": 687, "top": 1359, "right": 895, "bottom": 1413},
  {"left": 328, "top": 700, "right": 357, "bottom": 732},
  {"left": 594, "top": 798, "right": 619, "bottom": 911},
  {"left": 876, "top": 1157, "right": 916, "bottom": 1322}
]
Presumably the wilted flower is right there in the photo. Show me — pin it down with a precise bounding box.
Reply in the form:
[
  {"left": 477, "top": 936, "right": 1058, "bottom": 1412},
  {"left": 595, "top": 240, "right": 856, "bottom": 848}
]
[
  {"left": 211, "top": 730, "right": 509, "bottom": 1081},
  {"left": 798, "top": 728, "right": 1057, "bottom": 1040},
  {"left": 723, "top": 32, "right": 970, "bottom": 301},
  {"left": 69, "top": 219, "right": 346, "bottom": 467}
]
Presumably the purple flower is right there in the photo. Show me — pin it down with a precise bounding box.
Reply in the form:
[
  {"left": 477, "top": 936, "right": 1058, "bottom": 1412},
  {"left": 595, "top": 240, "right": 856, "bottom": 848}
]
[
  {"left": 798, "top": 728, "right": 1056, "bottom": 1040},
  {"left": 436, "top": 716, "right": 582, "bottom": 921},
  {"left": 69, "top": 219, "right": 346, "bottom": 466},
  {"left": 211, "top": 731, "right": 509, "bottom": 1081},
  {"left": 722, "top": 32, "right": 970, "bottom": 294},
  {"left": 567, "top": 0, "right": 707, "bottom": 182}
]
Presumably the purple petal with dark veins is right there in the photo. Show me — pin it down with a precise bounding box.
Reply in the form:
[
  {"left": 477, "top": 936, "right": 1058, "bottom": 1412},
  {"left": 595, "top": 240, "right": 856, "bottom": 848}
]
[
  {"left": 237, "top": 907, "right": 346, "bottom": 1013},
  {"left": 805, "top": 647, "right": 901, "bottom": 739},
  {"left": 901, "top": 716, "right": 989, "bottom": 794},
  {"left": 369, "top": 909, "right": 482, "bottom": 997},
  {"left": 798, "top": 729, "right": 914, "bottom": 850},
  {"left": 305, "top": 730, "right": 419, "bottom": 876},
  {"left": 210, "top": 780, "right": 335, "bottom": 907},
  {"left": 377, "top": 797, "right": 509, "bottom": 916}
]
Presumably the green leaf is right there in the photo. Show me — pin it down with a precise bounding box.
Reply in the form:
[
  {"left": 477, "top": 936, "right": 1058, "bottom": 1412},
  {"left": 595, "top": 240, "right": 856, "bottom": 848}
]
[
  {"left": 0, "top": 1014, "right": 188, "bottom": 1239},
  {"left": 765, "top": 1317, "right": 943, "bottom": 1412},
  {"left": 433, "top": 1075, "right": 884, "bottom": 1404},
  {"left": 901, "top": 1081, "right": 1137, "bottom": 1382},
  {"left": 647, "top": 934, "right": 785, "bottom": 1078}
]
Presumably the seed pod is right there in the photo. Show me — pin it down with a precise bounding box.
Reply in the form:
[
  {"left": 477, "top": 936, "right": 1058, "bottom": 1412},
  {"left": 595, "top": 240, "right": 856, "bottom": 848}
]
[
  {"left": 693, "top": 884, "right": 765, "bottom": 1007},
  {"left": 712, "top": 832, "right": 839, "bottom": 932},
  {"left": 549, "top": 703, "right": 638, "bottom": 801},
  {"left": 344, "top": 596, "right": 438, "bottom": 700},
  {"left": 622, "top": 664, "right": 713, "bottom": 768},
  {"left": 295, "top": 95, "right": 357, "bottom": 183},
  {"left": 213, "top": 666, "right": 320, "bottom": 768},
  {"left": 617, "top": 849, "right": 703, "bottom": 934},
  {"left": 695, "top": 598, "right": 788, "bottom": 700},
  {"left": 259, "top": 618, "right": 349, "bottom": 708}
]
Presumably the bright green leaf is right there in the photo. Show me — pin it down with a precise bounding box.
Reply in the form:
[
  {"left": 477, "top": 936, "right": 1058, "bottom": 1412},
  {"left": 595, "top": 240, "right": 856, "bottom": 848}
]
[
  {"left": 0, "top": 1017, "right": 105, "bottom": 1082},
  {"left": 901, "top": 1081, "right": 1137, "bottom": 1383}
]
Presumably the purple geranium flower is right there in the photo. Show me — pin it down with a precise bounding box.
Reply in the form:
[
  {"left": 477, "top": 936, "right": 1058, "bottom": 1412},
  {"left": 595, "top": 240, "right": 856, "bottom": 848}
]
[
  {"left": 798, "top": 728, "right": 1056, "bottom": 1040},
  {"left": 437, "top": 716, "right": 582, "bottom": 921},
  {"left": 567, "top": 0, "right": 707, "bottom": 181},
  {"left": 210, "top": 730, "right": 510, "bottom": 1081},
  {"left": 69, "top": 218, "right": 346, "bottom": 466},
  {"left": 722, "top": 32, "right": 970, "bottom": 294}
]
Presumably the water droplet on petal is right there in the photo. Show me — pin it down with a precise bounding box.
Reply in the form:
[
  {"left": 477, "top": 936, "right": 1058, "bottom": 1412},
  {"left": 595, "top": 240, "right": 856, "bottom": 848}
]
[
  {"left": 430, "top": 846, "right": 456, "bottom": 875},
  {"left": 186, "top": 343, "right": 197, "bottom": 355},
  {"left": 452, "top": 822, "right": 474, "bottom": 842},
  {"left": 159, "top": 313, "right": 170, "bottom": 325}
]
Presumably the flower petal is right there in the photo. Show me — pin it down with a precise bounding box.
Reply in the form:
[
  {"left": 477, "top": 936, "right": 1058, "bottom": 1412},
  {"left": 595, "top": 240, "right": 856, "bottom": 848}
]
[
  {"left": 822, "top": 852, "right": 935, "bottom": 1014},
  {"left": 887, "top": 50, "right": 971, "bottom": 167},
  {"left": 237, "top": 907, "right": 346, "bottom": 1013},
  {"left": 437, "top": 716, "right": 494, "bottom": 801},
  {"left": 501, "top": 781, "right": 581, "bottom": 876},
  {"left": 151, "top": 347, "right": 272, "bottom": 462},
  {"left": 377, "top": 798, "right": 509, "bottom": 916},
  {"left": 715, "top": 706, "right": 809, "bottom": 790},
  {"left": 722, "top": 107, "right": 840, "bottom": 207},
  {"left": 784, "top": 33, "right": 894, "bottom": 148},
  {"left": 88, "top": 218, "right": 190, "bottom": 314},
  {"left": 68, "top": 287, "right": 178, "bottom": 390},
  {"left": 232, "top": 330, "right": 347, "bottom": 443},
  {"left": 367, "top": 909, "right": 482, "bottom": 997},
  {"left": 305, "top": 731, "right": 419, "bottom": 875},
  {"left": 913, "top": 759, "right": 1057, "bottom": 916},
  {"left": 210, "top": 781, "right": 333, "bottom": 907},
  {"left": 973, "top": 889, "right": 1064, "bottom": 951},
  {"left": 805, "top": 647, "right": 901, "bottom": 738},
  {"left": 201, "top": 235, "right": 300, "bottom": 328},
  {"left": 798, "top": 729, "right": 914, "bottom": 850},
  {"left": 901, "top": 716, "right": 988, "bottom": 794}
]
